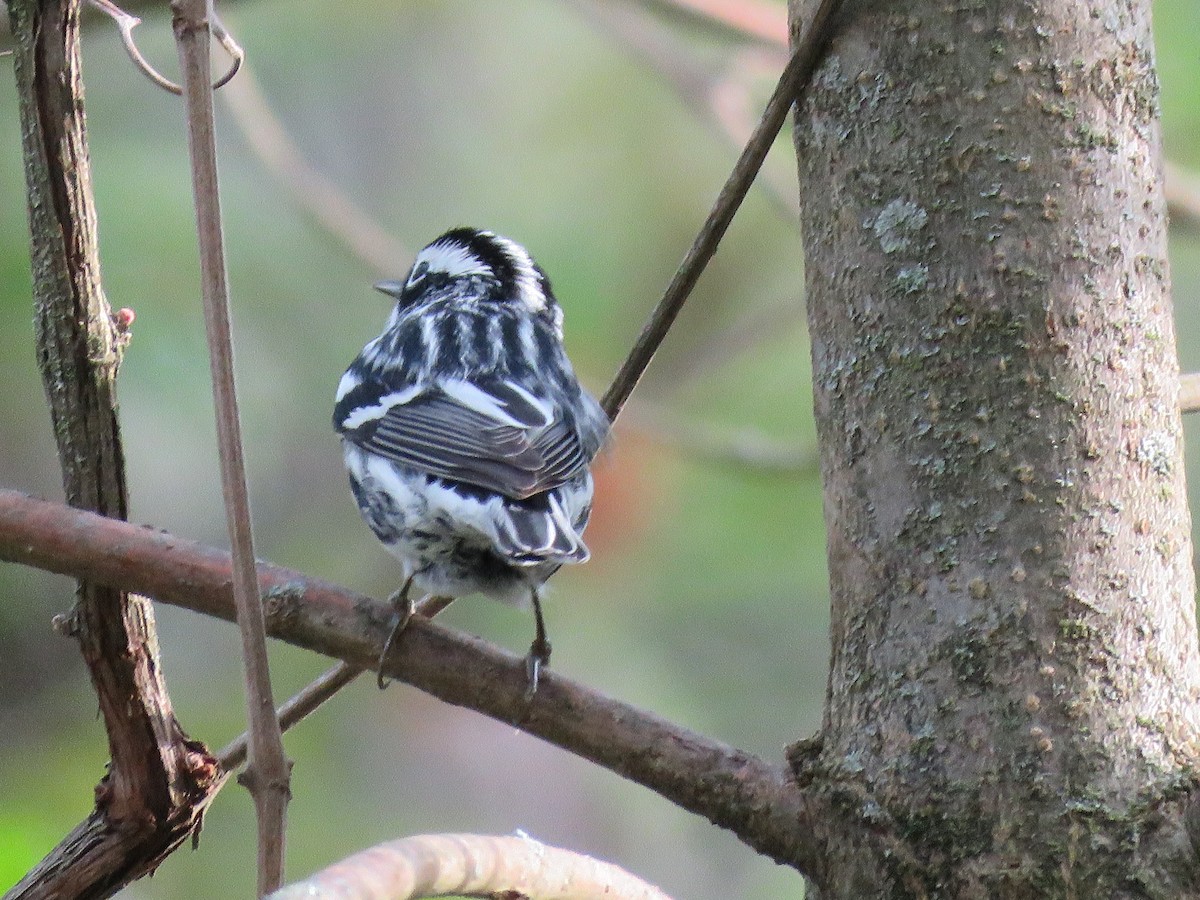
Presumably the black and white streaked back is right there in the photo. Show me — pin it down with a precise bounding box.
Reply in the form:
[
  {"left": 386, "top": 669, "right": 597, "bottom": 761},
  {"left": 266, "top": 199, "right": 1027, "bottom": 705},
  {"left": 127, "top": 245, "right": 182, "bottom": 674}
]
[
  {"left": 334, "top": 227, "right": 607, "bottom": 688},
  {"left": 337, "top": 229, "right": 606, "bottom": 460}
]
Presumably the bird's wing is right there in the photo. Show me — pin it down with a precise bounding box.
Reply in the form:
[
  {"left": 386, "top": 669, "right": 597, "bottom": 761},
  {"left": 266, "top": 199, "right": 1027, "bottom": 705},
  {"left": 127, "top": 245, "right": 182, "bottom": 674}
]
[{"left": 335, "top": 376, "right": 588, "bottom": 500}]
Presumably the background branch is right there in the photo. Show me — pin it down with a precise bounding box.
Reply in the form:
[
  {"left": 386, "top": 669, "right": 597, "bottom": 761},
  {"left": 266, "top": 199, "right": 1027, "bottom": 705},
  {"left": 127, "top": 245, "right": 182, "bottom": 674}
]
[
  {"left": 216, "top": 596, "right": 453, "bottom": 771},
  {"left": 632, "top": 0, "right": 786, "bottom": 47},
  {"left": 599, "top": 0, "right": 842, "bottom": 421},
  {"left": 0, "top": 488, "right": 829, "bottom": 880},
  {"left": 170, "top": 1, "right": 289, "bottom": 892},
  {"left": 220, "top": 63, "right": 410, "bottom": 273}
]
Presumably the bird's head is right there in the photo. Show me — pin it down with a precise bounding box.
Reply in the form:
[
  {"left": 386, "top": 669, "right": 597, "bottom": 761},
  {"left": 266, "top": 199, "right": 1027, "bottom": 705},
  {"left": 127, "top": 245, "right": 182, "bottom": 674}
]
[{"left": 375, "top": 228, "right": 562, "bottom": 333}]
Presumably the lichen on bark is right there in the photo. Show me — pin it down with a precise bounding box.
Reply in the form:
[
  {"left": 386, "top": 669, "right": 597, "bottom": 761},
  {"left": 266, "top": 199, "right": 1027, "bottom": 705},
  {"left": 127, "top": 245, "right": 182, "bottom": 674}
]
[{"left": 790, "top": 0, "right": 1200, "bottom": 894}]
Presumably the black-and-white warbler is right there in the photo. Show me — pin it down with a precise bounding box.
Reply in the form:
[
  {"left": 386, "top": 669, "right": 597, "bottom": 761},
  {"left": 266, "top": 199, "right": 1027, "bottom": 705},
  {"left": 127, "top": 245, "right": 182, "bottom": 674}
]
[{"left": 334, "top": 227, "right": 609, "bottom": 693}]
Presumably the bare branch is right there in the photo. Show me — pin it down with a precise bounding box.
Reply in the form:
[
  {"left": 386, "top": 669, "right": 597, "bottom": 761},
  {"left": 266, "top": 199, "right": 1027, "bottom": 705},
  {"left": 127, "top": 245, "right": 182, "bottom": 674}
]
[
  {"left": 0, "top": 489, "right": 828, "bottom": 879},
  {"left": 86, "top": 0, "right": 241, "bottom": 95},
  {"left": 600, "top": 0, "right": 844, "bottom": 422},
  {"left": 620, "top": 400, "right": 816, "bottom": 474},
  {"left": 269, "top": 833, "right": 673, "bottom": 900},
  {"left": 170, "top": 0, "right": 288, "bottom": 892},
  {"left": 6, "top": 0, "right": 219, "bottom": 895},
  {"left": 220, "top": 64, "right": 411, "bottom": 274},
  {"left": 573, "top": 0, "right": 796, "bottom": 223}
]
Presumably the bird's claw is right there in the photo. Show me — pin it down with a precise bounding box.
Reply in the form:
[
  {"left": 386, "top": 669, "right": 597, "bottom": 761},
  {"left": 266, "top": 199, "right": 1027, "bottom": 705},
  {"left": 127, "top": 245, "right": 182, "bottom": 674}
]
[
  {"left": 523, "top": 636, "right": 552, "bottom": 700},
  {"left": 377, "top": 578, "right": 416, "bottom": 689}
]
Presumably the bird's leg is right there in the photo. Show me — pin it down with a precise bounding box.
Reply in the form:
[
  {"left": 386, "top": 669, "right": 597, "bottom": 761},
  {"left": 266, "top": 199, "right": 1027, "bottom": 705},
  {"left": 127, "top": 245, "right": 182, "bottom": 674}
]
[
  {"left": 377, "top": 575, "right": 416, "bottom": 689},
  {"left": 524, "top": 588, "right": 552, "bottom": 699}
]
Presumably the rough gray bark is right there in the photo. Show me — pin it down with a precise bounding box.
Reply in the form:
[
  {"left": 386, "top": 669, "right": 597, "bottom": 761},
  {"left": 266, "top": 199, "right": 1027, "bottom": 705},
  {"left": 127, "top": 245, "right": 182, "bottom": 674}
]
[
  {"left": 7, "top": 1, "right": 219, "bottom": 896},
  {"left": 790, "top": 0, "right": 1200, "bottom": 895}
]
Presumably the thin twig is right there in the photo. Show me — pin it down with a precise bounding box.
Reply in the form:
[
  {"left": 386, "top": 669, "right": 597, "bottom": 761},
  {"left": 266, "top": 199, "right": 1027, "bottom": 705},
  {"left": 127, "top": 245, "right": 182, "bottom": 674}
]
[
  {"left": 269, "top": 833, "right": 674, "bottom": 900},
  {"left": 171, "top": 0, "right": 289, "bottom": 893},
  {"left": 218, "top": 664, "right": 359, "bottom": 772},
  {"left": 599, "top": 0, "right": 843, "bottom": 422},
  {"left": 0, "top": 489, "right": 827, "bottom": 878},
  {"left": 87, "top": 0, "right": 241, "bottom": 95},
  {"left": 217, "top": 596, "right": 454, "bottom": 771}
]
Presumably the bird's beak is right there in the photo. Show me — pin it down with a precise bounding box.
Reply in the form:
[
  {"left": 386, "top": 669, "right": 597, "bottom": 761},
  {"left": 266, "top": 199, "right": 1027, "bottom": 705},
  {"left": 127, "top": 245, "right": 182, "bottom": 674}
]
[{"left": 373, "top": 280, "right": 405, "bottom": 299}]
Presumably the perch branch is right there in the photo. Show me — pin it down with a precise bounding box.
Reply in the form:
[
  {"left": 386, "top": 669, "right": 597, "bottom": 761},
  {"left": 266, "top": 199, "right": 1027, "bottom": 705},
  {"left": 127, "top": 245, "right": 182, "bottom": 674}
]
[
  {"left": 171, "top": 0, "right": 289, "bottom": 892},
  {"left": 0, "top": 489, "right": 829, "bottom": 879}
]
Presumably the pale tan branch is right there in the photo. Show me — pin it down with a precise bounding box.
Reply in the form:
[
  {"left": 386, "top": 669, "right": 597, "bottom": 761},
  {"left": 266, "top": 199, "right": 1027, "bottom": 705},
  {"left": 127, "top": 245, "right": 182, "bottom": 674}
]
[
  {"left": 86, "top": 0, "right": 241, "bottom": 94},
  {"left": 269, "top": 833, "right": 673, "bottom": 900}
]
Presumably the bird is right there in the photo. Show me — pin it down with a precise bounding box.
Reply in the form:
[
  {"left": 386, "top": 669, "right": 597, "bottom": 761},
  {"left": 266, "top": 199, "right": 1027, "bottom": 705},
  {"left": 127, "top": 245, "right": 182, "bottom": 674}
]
[{"left": 333, "top": 227, "right": 609, "bottom": 694}]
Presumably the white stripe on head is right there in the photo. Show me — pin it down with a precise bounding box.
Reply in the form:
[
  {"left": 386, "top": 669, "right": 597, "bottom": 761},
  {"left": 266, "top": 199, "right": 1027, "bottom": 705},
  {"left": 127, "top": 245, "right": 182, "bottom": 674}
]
[
  {"left": 418, "top": 239, "right": 492, "bottom": 280},
  {"left": 492, "top": 234, "right": 547, "bottom": 313}
]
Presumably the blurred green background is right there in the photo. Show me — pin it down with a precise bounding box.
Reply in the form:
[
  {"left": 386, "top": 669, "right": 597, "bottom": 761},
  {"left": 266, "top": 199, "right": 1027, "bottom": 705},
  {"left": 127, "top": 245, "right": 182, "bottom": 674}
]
[{"left": 1, "top": 1, "right": 1198, "bottom": 897}]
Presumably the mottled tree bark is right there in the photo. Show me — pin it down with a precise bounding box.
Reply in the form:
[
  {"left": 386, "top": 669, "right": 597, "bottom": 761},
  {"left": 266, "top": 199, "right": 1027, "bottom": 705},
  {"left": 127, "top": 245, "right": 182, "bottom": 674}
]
[{"left": 790, "top": 0, "right": 1200, "bottom": 895}]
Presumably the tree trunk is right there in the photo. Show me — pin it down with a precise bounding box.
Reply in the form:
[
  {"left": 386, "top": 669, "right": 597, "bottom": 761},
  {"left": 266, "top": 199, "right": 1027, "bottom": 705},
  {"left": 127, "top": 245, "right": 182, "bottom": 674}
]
[{"left": 790, "top": 0, "right": 1200, "bottom": 894}]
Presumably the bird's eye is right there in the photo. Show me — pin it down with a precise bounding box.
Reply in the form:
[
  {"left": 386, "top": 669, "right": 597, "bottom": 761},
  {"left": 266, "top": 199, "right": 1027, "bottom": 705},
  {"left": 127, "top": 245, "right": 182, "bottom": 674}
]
[{"left": 406, "top": 261, "right": 430, "bottom": 288}]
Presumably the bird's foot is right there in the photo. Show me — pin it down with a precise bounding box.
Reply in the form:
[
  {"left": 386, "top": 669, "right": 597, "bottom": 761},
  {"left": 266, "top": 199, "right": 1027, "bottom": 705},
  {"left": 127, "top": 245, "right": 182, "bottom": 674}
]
[
  {"left": 377, "top": 576, "right": 416, "bottom": 689},
  {"left": 524, "top": 588, "right": 552, "bottom": 699},
  {"left": 523, "top": 635, "right": 552, "bottom": 700}
]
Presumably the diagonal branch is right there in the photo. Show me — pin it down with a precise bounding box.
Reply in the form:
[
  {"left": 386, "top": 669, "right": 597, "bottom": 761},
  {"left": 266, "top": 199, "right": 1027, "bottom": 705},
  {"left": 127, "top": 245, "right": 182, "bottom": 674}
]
[
  {"left": 0, "top": 488, "right": 829, "bottom": 880},
  {"left": 599, "top": 0, "right": 843, "bottom": 421}
]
